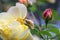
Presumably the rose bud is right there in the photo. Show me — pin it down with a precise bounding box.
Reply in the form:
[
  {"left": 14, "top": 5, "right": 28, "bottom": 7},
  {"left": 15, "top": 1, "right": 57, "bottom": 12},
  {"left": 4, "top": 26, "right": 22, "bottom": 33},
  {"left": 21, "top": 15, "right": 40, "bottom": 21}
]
[
  {"left": 42, "top": 8, "right": 52, "bottom": 27},
  {"left": 42, "top": 8, "right": 52, "bottom": 20},
  {"left": 18, "top": 0, "right": 28, "bottom": 6}
]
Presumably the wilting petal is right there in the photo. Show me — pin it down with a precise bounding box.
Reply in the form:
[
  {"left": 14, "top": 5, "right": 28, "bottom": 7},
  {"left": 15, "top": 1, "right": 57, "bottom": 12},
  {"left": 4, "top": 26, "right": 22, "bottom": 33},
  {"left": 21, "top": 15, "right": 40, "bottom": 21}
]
[{"left": 25, "top": 19, "right": 34, "bottom": 29}]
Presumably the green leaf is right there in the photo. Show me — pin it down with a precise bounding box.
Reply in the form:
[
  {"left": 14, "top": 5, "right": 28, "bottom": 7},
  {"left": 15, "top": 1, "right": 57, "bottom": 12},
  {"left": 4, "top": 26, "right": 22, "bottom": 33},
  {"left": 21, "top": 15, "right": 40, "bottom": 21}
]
[
  {"left": 37, "top": 30, "right": 52, "bottom": 37},
  {"left": 30, "top": 29, "right": 37, "bottom": 34},
  {"left": 42, "top": 24, "right": 59, "bottom": 34},
  {"left": 48, "top": 28, "right": 59, "bottom": 34},
  {"left": 37, "top": 0, "right": 46, "bottom": 2},
  {"left": 56, "top": 34, "right": 60, "bottom": 40},
  {"left": 37, "top": 1, "right": 46, "bottom": 5},
  {"left": 30, "top": 5, "right": 36, "bottom": 12},
  {"left": 42, "top": 24, "right": 56, "bottom": 29},
  {"left": 52, "top": 9, "right": 60, "bottom": 21},
  {"left": 42, "top": 31, "right": 52, "bottom": 37},
  {"left": 30, "top": 24, "right": 39, "bottom": 35},
  {"left": 38, "top": 10, "right": 43, "bottom": 17},
  {"left": 31, "top": 28, "right": 40, "bottom": 37}
]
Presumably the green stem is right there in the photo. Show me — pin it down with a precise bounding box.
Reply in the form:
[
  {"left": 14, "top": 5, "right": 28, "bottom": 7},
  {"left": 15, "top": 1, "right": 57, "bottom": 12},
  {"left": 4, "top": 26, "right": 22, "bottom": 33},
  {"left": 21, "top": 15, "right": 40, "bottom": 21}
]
[
  {"left": 46, "top": 23, "right": 48, "bottom": 40},
  {"left": 47, "top": 36, "right": 48, "bottom": 40},
  {"left": 45, "top": 17, "right": 49, "bottom": 40}
]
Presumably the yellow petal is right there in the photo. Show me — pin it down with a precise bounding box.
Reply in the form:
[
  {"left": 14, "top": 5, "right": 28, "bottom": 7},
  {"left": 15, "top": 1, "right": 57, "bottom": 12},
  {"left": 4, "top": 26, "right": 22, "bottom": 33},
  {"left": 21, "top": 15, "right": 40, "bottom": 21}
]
[
  {"left": 7, "top": 6, "right": 20, "bottom": 18},
  {"left": 8, "top": 21, "right": 28, "bottom": 39},
  {"left": 7, "top": 3, "right": 27, "bottom": 19},
  {"left": 0, "top": 12, "right": 15, "bottom": 19},
  {"left": 0, "top": 12, "right": 16, "bottom": 25},
  {"left": 16, "top": 2, "right": 27, "bottom": 19}
]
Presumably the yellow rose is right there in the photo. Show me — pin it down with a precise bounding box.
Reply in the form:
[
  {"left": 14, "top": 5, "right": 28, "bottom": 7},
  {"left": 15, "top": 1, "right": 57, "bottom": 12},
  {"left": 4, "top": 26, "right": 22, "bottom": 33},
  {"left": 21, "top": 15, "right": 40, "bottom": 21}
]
[{"left": 0, "top": 2, "right": 33, "bottom": 40}]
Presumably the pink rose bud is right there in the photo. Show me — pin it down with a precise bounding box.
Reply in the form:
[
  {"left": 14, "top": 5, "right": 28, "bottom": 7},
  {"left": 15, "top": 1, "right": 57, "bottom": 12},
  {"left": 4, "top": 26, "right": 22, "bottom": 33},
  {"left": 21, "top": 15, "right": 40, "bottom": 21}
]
[
  {"left": 18, "top": 0, "right": 28, "bottom": 6},
  {"left": 42, "top": 8, "right": 52, "bottom": 20}
]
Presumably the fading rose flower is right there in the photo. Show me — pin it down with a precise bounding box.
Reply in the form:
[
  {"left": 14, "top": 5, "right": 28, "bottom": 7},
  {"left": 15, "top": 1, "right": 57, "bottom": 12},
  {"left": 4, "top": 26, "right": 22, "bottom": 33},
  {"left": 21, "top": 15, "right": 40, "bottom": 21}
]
[
  {"left": 25, "top": 19, "right": 34, "bottom": 29},
  {"left": 42, "top": 8, "right": 52, "bottom": 20}
]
